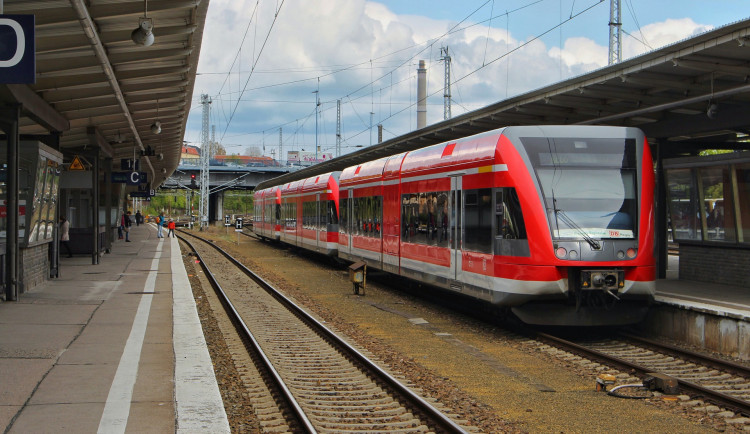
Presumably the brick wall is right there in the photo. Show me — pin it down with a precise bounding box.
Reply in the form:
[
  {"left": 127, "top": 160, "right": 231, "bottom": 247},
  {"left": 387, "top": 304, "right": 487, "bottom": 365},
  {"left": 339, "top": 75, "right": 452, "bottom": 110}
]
[
  {"left": 679, "top": 244, "right": 750, "bottom": 286},
  {"left": 20, "top": 244, "right": 50, "bottom": 293}
]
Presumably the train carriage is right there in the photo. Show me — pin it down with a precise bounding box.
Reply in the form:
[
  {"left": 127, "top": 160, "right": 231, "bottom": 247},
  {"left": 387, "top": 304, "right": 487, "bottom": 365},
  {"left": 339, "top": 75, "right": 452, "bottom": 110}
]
[{"left": 401, "top": 126, "right": 654, "bottom": 325}]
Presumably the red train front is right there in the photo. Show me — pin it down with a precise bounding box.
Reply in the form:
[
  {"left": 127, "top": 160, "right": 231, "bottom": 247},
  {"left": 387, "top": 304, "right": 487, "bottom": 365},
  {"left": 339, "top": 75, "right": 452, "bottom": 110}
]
[{"left": 339, "top": 125, "right": 655, "bottom": 326}]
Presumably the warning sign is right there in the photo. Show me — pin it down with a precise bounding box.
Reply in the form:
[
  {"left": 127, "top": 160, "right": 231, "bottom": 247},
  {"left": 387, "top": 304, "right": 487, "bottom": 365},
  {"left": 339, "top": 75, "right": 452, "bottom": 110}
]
[{"left": 69, "top": 155, "right": 85, "bottom": 171}]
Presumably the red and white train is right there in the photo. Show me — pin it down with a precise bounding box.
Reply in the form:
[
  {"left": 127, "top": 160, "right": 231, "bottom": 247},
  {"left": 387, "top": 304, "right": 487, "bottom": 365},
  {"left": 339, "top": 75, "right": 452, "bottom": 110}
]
[{"left": 254, "top": 125, "right": 655, "bottom": 326}]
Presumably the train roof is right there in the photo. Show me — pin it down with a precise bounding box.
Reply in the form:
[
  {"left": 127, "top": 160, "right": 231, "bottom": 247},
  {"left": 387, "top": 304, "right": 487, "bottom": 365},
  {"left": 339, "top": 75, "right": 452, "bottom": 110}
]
[
  {"left": 301, "top": 171, "right": 341, "bottom": 193},
  {"left": 400, "top": 129, "right": 504, "bottom": 177},
  {"left": 339, "top": 156, "right": 390, "bottom": 186}
]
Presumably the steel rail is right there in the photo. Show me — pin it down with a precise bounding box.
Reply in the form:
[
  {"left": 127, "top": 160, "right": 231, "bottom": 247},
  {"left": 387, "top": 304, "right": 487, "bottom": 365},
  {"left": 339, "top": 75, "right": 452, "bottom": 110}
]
[
  {"left": 178, "top": 234, "right": 317, "bottom": 433},
  {"left": 621, "top": 332, "right": 750, "bottom": 378},
  {"left": 179, "top": 230, "right": 468, "bottom": 434},
  {"left": 536, "top": 331, "right": 750, "bottom": 417}
]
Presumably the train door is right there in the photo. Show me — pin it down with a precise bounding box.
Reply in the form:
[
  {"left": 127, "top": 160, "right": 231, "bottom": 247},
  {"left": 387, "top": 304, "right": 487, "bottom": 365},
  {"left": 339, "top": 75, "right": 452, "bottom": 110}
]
[
  {"left": 315, "top": 192, "right": 321, "bottom": 251},
  {"left": 449, "top": 175, "right": 462, "bottom": 282},
  {"left": 346, "top": 189, "right": 354, "bottom": 254}
]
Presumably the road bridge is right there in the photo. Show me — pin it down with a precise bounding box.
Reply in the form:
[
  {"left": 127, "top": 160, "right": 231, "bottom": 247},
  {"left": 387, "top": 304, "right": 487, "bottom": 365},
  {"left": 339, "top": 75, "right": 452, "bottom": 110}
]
[{"left": 160, "top": 165, "right": 295, "bottom": 221}]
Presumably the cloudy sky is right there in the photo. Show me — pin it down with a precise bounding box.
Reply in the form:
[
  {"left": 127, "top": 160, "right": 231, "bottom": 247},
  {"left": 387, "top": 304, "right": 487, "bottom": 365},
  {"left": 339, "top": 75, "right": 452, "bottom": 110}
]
[{"left": 183, "top": 0, "right": 748, "bottom": 160}]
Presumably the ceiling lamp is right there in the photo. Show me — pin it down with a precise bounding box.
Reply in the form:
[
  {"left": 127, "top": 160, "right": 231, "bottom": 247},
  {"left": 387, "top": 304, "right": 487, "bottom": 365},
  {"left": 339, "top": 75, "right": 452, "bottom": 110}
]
[
  {"left": 150, "top": 120, "right": 162, "bottom": 134},
  {"left": 151, "top": 98, "right": 162, "bottom": 134},
  {"left": 131, "top": 0, "right": 154, "bottom": 46}
]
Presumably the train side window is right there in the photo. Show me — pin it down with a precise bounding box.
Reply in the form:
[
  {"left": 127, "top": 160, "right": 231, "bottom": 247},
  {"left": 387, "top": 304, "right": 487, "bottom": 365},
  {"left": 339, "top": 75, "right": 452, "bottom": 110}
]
[
  {"left": 464, "top": 188, "right": 493, "bottom": 253},
  {"left": 340, "top": 197, "right": 349, "bottom": 234}
]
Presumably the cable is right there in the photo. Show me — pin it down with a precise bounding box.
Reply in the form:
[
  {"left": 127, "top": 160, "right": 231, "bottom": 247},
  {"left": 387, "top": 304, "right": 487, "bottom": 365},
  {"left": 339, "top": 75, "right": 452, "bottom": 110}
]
[{"left": 221, "top": 0, "right": 286, "bottom": 141}]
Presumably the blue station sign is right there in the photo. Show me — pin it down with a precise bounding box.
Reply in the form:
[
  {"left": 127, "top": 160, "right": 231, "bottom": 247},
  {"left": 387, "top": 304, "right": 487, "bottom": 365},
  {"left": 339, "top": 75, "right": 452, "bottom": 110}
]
[
  {"left": 112, "top": 171, "right": 148, "bottom": 185},
  {"left": 0, "top": 15, "right": 35, "bottom": 84}
]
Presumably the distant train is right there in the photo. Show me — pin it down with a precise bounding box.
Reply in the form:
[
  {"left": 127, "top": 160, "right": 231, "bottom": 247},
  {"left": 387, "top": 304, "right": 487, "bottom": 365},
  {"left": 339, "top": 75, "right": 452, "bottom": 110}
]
[{"left": 254, "top": 125, "right": 655, "bottom": 326}]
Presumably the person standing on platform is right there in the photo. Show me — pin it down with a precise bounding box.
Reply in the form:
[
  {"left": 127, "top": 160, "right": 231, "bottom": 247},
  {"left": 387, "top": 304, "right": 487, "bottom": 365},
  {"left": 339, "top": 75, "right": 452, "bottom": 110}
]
[
  {"left": 122, "top": 210, "right": 132, "bottom": 242},
  {"left": 157, "top": 212, "right": 165, "bottom": 238},
  {"left": 135, "top": 210, "right": 142, "bottom": 226},
  {"left": 59, "top": 216, "right": 72, "bottom": 258},
  {"left": 167, "top": 219, "right": 176, "bottom": 237}
]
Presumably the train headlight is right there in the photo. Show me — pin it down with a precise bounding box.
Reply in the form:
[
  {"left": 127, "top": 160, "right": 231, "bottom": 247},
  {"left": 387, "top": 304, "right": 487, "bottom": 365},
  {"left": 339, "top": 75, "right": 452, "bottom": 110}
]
[
  {"left": 617, "top": 250, "right": 625, "bottom": 259},
  {"left": 555, "top": 247, "right": 567, "bottom": 259},
  {"left": 569, "top": 250, "right": 578, "bottom": 260}
]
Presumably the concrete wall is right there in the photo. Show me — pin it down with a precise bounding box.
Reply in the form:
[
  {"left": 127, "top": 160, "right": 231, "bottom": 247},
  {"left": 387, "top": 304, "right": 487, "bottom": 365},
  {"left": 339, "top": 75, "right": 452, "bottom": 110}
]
[
  {"left": 679, "top": 244, "right": 750, "bottom": 286},
  {"left": 642, "top": 305, "right": 750, "bottom": 361},
  {"left": 20, "top": 244, "right": 50, "bottom": 294}
]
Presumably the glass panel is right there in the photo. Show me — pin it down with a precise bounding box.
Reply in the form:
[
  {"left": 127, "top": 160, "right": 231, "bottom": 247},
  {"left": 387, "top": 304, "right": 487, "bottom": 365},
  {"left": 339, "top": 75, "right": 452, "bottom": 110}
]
[
  {"left": 666, "top": 168, "right": 700, "bottom": 241},
  {"left": 496, "top": 188, "right": 527, "bottom": 240},
  {"left": 700, "top": 166, "right": 735, "bottom": 242},
  {"left": 523, "top": 137, "right": 638, "bottom": 240},
  {"left": 463, "top": 188, "right": 493, "bottom": 253},
  {"left": 737, "top": 163, "right": 750, "bottom": 243}
]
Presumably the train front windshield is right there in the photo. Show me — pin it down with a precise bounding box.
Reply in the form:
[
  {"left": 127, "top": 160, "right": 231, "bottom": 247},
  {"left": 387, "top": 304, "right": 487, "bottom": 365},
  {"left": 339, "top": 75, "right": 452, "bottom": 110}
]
[{"left": 521, "top": 136, "right": 638, "bottom": 241}]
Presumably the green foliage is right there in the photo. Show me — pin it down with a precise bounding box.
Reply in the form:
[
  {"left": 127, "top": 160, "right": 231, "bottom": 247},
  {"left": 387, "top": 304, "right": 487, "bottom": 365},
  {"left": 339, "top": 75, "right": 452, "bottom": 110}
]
[
  {"left": 699, "top": 149, "right": 733, "bottom": 156},
  {"left": 138, "top": 190, "right": 253, "bottom": 217}
]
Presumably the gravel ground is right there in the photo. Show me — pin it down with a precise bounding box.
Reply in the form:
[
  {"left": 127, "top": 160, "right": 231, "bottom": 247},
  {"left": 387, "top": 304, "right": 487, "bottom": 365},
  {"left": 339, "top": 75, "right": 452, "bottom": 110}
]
[{"left": 184, "top": 227, "right": 742, "bottom": 433}]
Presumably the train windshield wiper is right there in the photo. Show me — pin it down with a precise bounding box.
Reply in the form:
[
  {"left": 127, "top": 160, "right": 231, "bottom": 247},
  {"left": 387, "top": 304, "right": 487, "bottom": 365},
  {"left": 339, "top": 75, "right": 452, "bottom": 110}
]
[{"left": 554, "top": 208, "right": 601, "bottom": 250}]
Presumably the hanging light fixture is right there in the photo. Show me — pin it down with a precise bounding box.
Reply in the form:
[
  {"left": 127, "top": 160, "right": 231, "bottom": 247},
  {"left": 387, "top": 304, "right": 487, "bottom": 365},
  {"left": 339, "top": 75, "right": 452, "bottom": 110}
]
[
  {"left": 151, "top": 98, "right": 162, "bottom": 134},
  {"left": 131, "top": 0, "right": 154, "bottom": 46}
]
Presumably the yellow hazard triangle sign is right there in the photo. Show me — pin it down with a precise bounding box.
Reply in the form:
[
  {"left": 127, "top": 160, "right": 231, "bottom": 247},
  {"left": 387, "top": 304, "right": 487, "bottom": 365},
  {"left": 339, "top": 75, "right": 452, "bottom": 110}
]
[{"left": 69, "top": 155, "right": 86, "bottom": 171}]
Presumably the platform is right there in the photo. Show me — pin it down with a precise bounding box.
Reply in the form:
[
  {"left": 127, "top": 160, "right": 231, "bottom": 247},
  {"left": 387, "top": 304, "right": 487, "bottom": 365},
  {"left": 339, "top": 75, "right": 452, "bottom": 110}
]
[
  {"left": 0, "top": 224, "right": 229, "bottom": 433},
  {"left": 646, "top": 254, "right": 750, "bottom": 360}
]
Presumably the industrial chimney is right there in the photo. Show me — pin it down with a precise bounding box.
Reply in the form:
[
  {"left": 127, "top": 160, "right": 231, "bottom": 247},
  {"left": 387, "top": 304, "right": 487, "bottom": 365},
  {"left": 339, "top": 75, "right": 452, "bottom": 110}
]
[{"left": 417, "top": 60, "right": 427, "bottom": 129}]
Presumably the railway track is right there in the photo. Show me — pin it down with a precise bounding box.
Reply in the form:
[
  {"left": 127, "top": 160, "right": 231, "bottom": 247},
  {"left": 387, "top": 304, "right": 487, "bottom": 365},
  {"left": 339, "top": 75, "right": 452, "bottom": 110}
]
[
  {"left": 536, "top": 331, "right": 750, "bottom": 418},
  {"left": 178, "top": 230, "right": 469, "bottom": 433}
]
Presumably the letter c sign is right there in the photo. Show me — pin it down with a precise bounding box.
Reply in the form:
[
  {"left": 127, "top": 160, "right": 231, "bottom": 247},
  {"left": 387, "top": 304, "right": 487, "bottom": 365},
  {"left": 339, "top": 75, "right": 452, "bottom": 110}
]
[{"left": 0, "top": 15, "right": 35, "bottom": 84}]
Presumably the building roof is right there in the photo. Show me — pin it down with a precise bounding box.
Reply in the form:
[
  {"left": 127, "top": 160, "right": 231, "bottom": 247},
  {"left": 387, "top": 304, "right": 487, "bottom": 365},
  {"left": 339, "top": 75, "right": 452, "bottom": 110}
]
[{"left": 1, "top": 0, "right": 208, "bottom": 188}]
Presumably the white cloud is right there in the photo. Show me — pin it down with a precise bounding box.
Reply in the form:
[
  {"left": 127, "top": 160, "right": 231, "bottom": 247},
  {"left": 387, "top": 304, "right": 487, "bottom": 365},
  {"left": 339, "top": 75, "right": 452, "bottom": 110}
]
[{"left": 187, "top": 3, "right": 717, "bottom": 157}]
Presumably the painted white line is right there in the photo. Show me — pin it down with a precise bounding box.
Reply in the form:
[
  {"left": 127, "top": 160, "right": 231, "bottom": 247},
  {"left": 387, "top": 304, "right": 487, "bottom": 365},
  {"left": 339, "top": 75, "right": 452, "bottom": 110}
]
[
  {"left": 171, "top": 236, "right": 230, "bottom": 433},
  {"left": 98, "top": 243, "right": 162, "bottom": 434}
]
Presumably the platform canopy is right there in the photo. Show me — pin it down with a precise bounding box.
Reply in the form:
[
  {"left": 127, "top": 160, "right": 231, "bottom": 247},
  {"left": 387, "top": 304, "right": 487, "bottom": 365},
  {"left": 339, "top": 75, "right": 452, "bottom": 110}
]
[
  {"left": 0, "top": 0, "right": 209, "bottom": 188},
  {"left": 258, "top": 17, "right": 750, "bottom": 190}
]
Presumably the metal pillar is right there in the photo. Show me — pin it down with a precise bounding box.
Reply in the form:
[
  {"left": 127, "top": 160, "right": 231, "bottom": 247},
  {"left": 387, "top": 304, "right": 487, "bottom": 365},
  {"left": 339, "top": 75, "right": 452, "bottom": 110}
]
[
  {"left": 199, "top": 94, "right": 211, "bottom": 229},
  {"left": 441, "top": 47, "right": 451, "bottom": 120},
  {"left": 1, "top": 104, "right": 20, "bottom": 300},
  {"left": 91, "top": 149, "right": 100, "bottom": 265},
  {"left": 417, "top": 60, "right": 427, "bottom": 129},
  {"left": 104, "top": 157, "right": 112, "bottom": 253},
  {"left": 608, "top": 0, "right": 622, "bottom": 65}
]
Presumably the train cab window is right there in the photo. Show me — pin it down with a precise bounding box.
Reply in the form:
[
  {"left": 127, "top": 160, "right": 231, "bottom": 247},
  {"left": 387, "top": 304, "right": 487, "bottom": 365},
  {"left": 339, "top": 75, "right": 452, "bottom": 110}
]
[{"left": 463, "top": 188, "right": 493, "bottom": 254}]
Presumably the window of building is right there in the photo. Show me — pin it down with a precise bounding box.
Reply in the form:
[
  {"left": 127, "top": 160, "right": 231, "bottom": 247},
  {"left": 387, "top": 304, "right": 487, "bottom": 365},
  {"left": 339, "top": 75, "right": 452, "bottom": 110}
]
[{"left": 701, "top": 165, "right": 735, "bottom": 242}]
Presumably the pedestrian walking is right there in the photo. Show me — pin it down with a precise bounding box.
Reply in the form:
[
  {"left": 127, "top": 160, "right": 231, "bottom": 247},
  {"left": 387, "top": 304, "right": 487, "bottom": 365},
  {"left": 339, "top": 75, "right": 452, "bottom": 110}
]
[
  {"left": 167, "top": 219, "right": 176, "bottom": 237},
  {"left": 135, "top": 210, "right": 142, "bottom": 226},
  {"left": 59, "top": 216, "right": 72, "bottom": 257}
]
